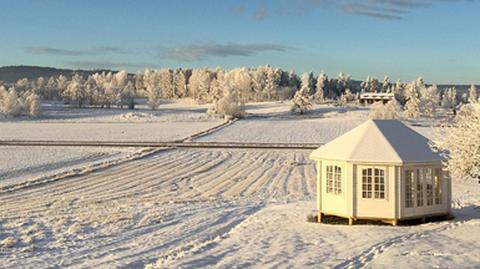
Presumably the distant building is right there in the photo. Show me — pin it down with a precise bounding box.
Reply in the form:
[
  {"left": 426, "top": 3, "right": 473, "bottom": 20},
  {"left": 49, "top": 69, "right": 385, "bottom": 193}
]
[
  {"left": 310, "top": 120, "right": 451, "bottom": 225},
  {"left": 359, "top": 92, "right": 394, "bottom": 104}
]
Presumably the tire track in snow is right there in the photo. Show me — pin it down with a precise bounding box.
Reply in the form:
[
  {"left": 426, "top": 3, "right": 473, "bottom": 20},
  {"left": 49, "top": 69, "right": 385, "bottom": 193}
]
[
  {"left": 0, "top": 150, "right": 195, "bottom": 215},
  {"left": 0, "top": 149, "right": 183, "bottom": 204},
  {"left": 0, "top": 149, "right": 317, "bottom": 268}
]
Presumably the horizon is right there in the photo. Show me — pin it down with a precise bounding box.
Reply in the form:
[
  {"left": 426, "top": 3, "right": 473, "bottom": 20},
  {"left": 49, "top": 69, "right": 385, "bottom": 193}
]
[
  {"left": 2, "top": 64, "right": 479, "bottom": 87},
  {"left": 1, "top": 0, "right": 480, "bottom": 84}
]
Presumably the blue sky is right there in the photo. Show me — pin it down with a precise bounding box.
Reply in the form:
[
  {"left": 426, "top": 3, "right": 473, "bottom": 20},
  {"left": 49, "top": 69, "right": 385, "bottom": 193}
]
[{"left": 1, "top": 0, "right": 479, "bottom": 84}]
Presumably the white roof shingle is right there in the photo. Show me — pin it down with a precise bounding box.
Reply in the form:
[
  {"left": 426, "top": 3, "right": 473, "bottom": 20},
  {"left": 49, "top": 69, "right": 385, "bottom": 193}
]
[{"left": 310, "top": 119, "right": 442, "bottom": 164}]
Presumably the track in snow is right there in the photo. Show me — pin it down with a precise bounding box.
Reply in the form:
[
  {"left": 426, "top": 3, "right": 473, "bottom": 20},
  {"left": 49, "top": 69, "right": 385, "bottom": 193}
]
[{"left": 0, "top": 148, "right": 316, "bottom": 268}]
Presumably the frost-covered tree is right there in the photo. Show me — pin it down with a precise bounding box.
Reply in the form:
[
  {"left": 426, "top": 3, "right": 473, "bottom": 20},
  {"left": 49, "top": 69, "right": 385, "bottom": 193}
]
[
  {"left": 56, "top": 75, "right": 69, "bottom": 97},
  {"left": 2, "top": 89, "right": 22, "bottom": 117},
  {"left": 231, "top": 68, "right": 252, "bottom": 102},
  {"left": 442, "top": 87, "right": 457, "bottom": 114},
  {"left": 332, "top": 72, "right": 351, "bottom": 98},
  {"left": 434, "top": 103, "right": 480, "bottom": 183},
  {"left": 64, "top": 74, "right": 87, "bottom": 107},
  {"left": 25, "top": 92, "right": 41, "bottom": 117},
  {"left": 209, "top": 87, "right": 244, "bottom": 120},
  {"left": 35, "top": 77, "right": 46, "bottom": 95},
  {"left": 393, "top": 79, "right": 406, "bottom": 104},
  {"left": 250, "top": 68, "right": 265, "bottom": 101},
  {"left": 143, "top": 69, "right": 162, "bottom": 110},
  {"left": 420, "top": 85, "right": 440, "bottom": 118},
  {"left": 382, "top": 75, "right": 390, "bottom": 92},
  {"left": 314, "top": 71, "right": 327, "bottom": 103},
  {"left": 44, "top": 76, "right": 58, "bottom": 100},
  {"left": 291, "top": 81, "right": 312, "bottom": 115},
  {"left": 15, "top": 78, "right": 31, "bottom": 92},
  {"left": 264, "top": 67, "right": 281, "bottom": 100},
  {"left": 339, "top": 89, "right": 355, "bottom": 106},
  {"left": 173, "top": 68, "right": 189, "bottom": 98},
  {"left": 299, "top": 72, "right": 315, "bottom": 97},
  {"left": 369, "top": 100, "right": 402, "bottom": 119},
  {"left": 404, "top": 78, "right": 423, "bottom": 119},
  {"left": 0, "top": 87, "right": 42, "bottom": 118},
  {"left": 361, "top": 75, "right": 380, "bottom": 93},
  {"left": 189, "top": 69, "right": 214, "bottom": 104},
  {"left": 133, "top": 73, "right": 144, "bottom": 96},
  {"left": 209, "top": 70, "right": 225, "bottom": 104},
  {"left": 468, "top": 84, "right": 478, "bottom": 103},
  {"left": 0, "top": 86, "right": 8, "bottom": 116},
  {"left": 157, "top": 69, "right": 174, "bottom": 98}
]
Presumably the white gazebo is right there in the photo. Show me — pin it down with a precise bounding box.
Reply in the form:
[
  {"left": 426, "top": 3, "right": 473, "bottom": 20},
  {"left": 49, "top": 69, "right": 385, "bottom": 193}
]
[{"left": 310, "top": 119, "right": 451, "bottom": 225}]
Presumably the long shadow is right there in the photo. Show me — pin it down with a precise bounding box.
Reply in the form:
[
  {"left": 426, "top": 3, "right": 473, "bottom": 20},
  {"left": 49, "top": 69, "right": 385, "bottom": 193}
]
[{"left": 451, "top": 204, "right": 480, "bottom": 221}]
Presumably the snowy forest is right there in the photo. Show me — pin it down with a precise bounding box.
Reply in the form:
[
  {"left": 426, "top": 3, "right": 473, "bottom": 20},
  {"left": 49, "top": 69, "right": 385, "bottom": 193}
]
[{"left": 0, "top": 66, "right": 478, "bottom": 120}]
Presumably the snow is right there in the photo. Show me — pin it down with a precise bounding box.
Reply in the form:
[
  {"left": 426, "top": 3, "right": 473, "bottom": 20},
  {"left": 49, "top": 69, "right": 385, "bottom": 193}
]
[
  {"left": 0, "top": 99, "right": 216, "bottom": 123},
  {"left": 0, "top": 100, "right": 223, "bottom": 142},
  {"left": 0, "top": 122, "right": 222, "bottom": 142},
  {"left": 200, "top": 105, "right": 368, "bottom": 143},
  {"left": 158, "top": 195, "right": 480, "bottom": 269},
  {"left": 0, "top": 146, "right": 135, "bottom": 187},
  {"left": 0, "top": 100, "right": 478, "bottom": 269},
  {"left": 310, "top": 119, "right": 442, "bottom": 163}
]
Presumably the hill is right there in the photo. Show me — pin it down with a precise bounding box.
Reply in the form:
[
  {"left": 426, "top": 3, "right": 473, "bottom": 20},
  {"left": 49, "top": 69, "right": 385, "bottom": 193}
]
[{"left": 0, "top": 65, "right": 118, "bottom": 84}]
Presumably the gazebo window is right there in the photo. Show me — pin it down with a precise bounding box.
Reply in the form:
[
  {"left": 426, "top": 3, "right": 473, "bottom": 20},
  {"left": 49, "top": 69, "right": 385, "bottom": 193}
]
[
  {"left": 334, "top": 166, "right": 342, "bottom": 195},
  {"left": 425, "top": 168, "right": 434, "bottom": 206},
  {"left": 405, "top": 170, "right": 414, "bottom": 208},
  {"left": 416, "top": 168, "right": 424, "bottom": 207},
  {"left": 362, "top": 168, "right": 372, "bottom": 198},
  {"left": 374, "top": 168, "right": 385, "bottom": 199},
  {"left": 326, "top": 165, "right": 342, "bottom": 195},
  {"left": 434, "top": 168, "right": 442, "bottom": 205},
  {"left": 362, "top": 168, "right": 385, "bottom": 199}
]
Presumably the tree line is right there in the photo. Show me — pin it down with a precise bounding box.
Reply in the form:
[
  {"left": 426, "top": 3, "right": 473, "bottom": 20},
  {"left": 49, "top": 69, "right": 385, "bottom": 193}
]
[{"left": 0, "top": 65, "right": 478, "bottom": 119}]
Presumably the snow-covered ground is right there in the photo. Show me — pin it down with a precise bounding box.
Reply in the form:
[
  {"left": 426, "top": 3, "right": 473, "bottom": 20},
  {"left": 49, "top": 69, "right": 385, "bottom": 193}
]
[
  {"left": 199, "top": 113, "right": 367, "bottom": 143},
  {"left": 0, "top": 101, "right": 478, "bottom": 269},
  {"left": 0, "top": 99, "right": 223, "bottom": 142},
  {"left": 0, "top": 146, "right": 136, "bottom": 188},
  {"left": 0, "top": 122, "right": 223, "bottom": 142},
  {"left": 201, "top": 104, "right": 370, "bottom": 143},
  {"left": 0, "top": 99, "right": 216, "bottom": 123}
]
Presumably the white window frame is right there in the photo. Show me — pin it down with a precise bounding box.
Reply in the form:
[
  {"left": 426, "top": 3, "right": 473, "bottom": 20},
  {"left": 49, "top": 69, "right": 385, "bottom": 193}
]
[
  {"left": 434, "top": 168, "right": 442, "bottom": 205},
  {"left": 325, "top": 165, "right": 342, "bottom": 195},
  {"left": 405, "top": 169, "right": 415, "bottom": 208},
  {"left": 425, "top": 168, "right": 434, "bottom": 206},
  {"left": 361, "top": 166, "right": 386, "bottom": 200},
  {"left": 416, "top": 168, "right": 424, "bottom": 207}
]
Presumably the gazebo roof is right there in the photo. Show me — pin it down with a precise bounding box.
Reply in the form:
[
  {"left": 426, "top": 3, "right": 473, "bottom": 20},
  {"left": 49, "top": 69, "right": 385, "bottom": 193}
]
[{"left": 310, "top": 119, "right": 442, "bottom": 164}]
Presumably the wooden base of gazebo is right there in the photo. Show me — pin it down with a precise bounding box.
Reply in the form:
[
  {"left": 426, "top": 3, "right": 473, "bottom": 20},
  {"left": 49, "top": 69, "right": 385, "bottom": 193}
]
[{"left": 318, "top": 211, "right": 452, "bottom": 226}]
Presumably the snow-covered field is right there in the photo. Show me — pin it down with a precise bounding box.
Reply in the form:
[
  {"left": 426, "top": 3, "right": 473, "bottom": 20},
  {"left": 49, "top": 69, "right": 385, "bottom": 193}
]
[
  {"left": 0, "top": 99, "right": 223, "bottom": 142},
  {"left": 0, "top": 101, "right": 478, "bottom": 269},
  {"left": 0, "top": 122, "right": 223, "bottom": 142},
  {"left": 199, "top": 113, "right": 367, "bottom": 143},
  {"left": 0, "top": 146, "right": 136, "bottom": 188},
  {"left": 2, "top": 99, "right": 215, "bottom": 123}
]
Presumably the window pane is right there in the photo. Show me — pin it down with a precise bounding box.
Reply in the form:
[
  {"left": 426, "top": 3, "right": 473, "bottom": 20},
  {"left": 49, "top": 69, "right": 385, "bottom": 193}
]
[
  {"left": 326, "top": 165, "right": 333, "bottom": 193},
  {"left": 405, "top": 170, "right": 411, "bottom": 208},
  {"left": 362, "top": 169, "right": 372, "bottom": 199},
  {"left": 426, "top": 168, "right": 433, "bottom": 206},
  {"left": 417, "top": 169, "right": 424, "bottom": 207},
  {"left": 434, "top": 168, "right": 442, "bottom": 205},
  {"left": 374, "top": 168, "right": 385, "bottom": 200}
]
